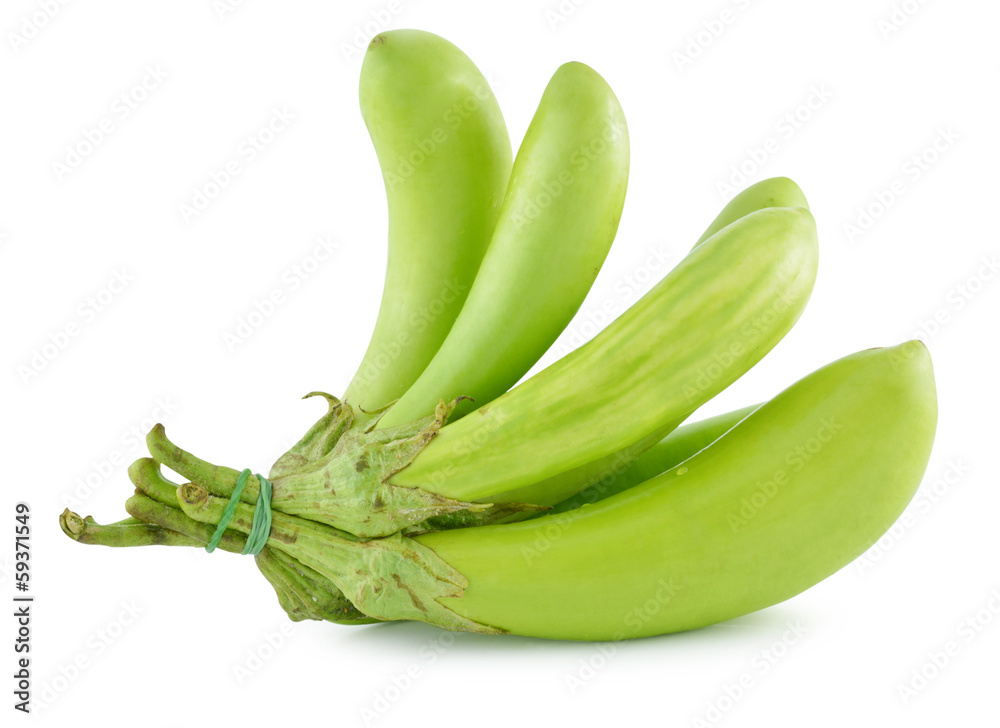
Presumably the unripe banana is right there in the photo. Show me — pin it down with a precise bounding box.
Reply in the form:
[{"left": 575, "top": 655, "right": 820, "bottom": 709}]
[
  {"left": 510, "top": 177, "right": 806, "bottom": 506},
  {"left": 415, "top": 341, "right": 937, "bottom": 639},
  {"left": 344, "top": 30, "right": 512, "bottom": 414},
  {"left": 376, "top": 61, "right": 629, "bottom": 428}
]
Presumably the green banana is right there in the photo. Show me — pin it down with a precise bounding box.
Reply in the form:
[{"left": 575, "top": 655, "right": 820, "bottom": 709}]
[
  {"left": 412, "top": 341, "right": 937, "bottom": 639},
  {"left": 501, "top": 177, "right": 807, "bottom": 505},
  {"left": 343, "top": 30, "right": 512, "bottom": 414},
  {"left": 376, "top": 61, "right": 629, "bottom": 429}
]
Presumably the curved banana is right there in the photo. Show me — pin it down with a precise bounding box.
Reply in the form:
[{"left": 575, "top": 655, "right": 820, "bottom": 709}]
[
  {"left": 376, "top": 61, "right": 629, "bottom": 428},
  {"left": 343, "top": 30, "right": 512, "bottom": 414},
  {"left": 506, "top": 177, "right": 808, "bottom": 505},
  {"left": 414, "top": 341, "right": 937, "bottom": 639}
]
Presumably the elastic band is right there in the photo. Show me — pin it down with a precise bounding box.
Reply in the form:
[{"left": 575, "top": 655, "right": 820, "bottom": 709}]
[
  {"left": 205, "top": 469, "right": 273, "bottom": 556},
  {"left": 242, "top": 474, "right": 273, "bottom": 556}
]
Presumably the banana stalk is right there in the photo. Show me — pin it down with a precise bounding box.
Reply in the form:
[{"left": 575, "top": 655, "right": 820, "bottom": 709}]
[
  {"left": 174, "top": 483, "right": 499, "bottom": 633},
  {"left": 125, "top": 457, "right": 375, "bottom": 625},
  {"left": 376, "top": 61, "right": 629, "bottom": 428},
  {"left": 344, "top": 30, "right": 512, "bottom": 415},
  {"left": 58, "top": 511, "right": 201, "bottom": 548}
]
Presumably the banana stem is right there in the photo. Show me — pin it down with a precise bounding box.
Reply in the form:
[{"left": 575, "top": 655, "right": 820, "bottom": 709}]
[
  {"left": 128, "top": 457, "right": 182, "bottom": 505},
  {"left": 145, "top": 424, "right": 260, "bottom": 504},
  {"left": 124, "top": 493, "right": 247, "bottom": 554},
  {"left": 127, "top": 456, "right": 253, "bottom": 553},
  {"left": 59, "top": 509, "right": 202, "bottom": 548},
  {"left": 128, "top": 452, "right": 379, "bottom": 623},
  {"left": 125, "top": 492, "right": 376, "bottom": 625},
  {"left": 175, "top": 483, "right": 499, "bottom": 633}
]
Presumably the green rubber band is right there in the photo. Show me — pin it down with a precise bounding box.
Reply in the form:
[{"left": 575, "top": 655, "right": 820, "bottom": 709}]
[
  {"left": 205, "top": 469, "right": 272, "bottom": 556},
  {"left": 242, "top": 474, "right": 272, "bottom": 556}
]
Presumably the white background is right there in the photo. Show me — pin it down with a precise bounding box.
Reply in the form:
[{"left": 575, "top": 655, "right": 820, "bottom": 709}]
[{"left": 1, "top": 0, "right": 998, "bottom": 726}]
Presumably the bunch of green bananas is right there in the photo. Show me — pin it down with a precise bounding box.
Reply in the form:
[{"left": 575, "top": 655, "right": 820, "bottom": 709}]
[{"left": 61, "top": 30, "right": 937, "bottom": 641}]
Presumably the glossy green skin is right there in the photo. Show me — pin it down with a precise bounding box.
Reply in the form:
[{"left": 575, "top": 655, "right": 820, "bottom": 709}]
[
  {"left": 394, "top": 206, "right": 818, "bottom": 504},
  {"left": 417, "top": 342, "right": 938, "bottom": 640},
  {"left": 492, "top": 178, "right": 807, "bottom": 506},
  {"left": 544, "top": 404, "right": 759, "bottom": 516},
  {"left": 377, "top": 62, "right": 629, "bottom": 428},
  {"left": 344, "top": 30, "right": 513, "bottom": 413}
]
